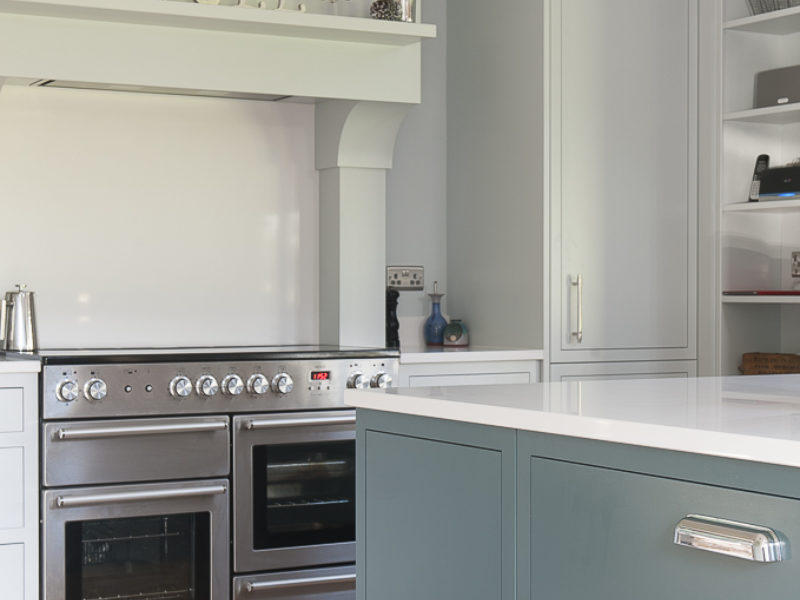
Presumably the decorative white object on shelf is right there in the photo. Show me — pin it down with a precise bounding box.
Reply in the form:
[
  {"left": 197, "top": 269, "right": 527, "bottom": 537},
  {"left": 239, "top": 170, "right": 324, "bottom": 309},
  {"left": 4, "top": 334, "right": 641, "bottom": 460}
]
[
  {"left": 268, "top": 0, "right": 307, "bottom": 12},
  {"left": 193, "top": 0, "right": 306, "bottom": 11}
]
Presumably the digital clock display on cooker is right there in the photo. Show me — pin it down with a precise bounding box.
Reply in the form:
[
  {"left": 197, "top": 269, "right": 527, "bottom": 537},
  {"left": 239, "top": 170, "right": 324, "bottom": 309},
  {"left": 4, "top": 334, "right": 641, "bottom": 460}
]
[{"left": 310, "top": 371, "right": 331, "bottom": 381}]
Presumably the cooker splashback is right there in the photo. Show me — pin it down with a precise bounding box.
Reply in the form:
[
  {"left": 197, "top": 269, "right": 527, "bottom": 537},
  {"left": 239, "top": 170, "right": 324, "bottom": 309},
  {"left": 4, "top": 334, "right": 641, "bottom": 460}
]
[{"left": 0, "top": 86, "right": 319, "bottom": 348}]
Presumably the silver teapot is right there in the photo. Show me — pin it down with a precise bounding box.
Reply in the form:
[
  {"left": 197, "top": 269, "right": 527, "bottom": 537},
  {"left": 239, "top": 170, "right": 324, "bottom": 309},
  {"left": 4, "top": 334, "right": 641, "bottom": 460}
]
[{"left": 0, "top": 284, "right": 38, "bottom": 352}]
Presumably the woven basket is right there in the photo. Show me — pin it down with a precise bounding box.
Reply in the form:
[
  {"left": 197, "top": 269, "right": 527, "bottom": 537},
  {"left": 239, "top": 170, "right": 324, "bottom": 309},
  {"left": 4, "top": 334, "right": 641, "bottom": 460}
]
[{"left": 739, "top": 352, "right": 800, "bottom": 374}]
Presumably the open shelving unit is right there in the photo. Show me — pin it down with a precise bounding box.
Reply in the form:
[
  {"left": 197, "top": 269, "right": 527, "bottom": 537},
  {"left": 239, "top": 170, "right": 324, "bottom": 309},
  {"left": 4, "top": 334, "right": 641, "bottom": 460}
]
[{"left": 720, "top": 0, "right": 800, "bottom": 374}]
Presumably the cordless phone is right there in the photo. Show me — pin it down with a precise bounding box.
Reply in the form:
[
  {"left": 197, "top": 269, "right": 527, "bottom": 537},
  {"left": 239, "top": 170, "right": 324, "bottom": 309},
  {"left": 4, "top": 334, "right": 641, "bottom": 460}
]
[{"left": 749, "top": 154, "right": 770, "bottom": 201}]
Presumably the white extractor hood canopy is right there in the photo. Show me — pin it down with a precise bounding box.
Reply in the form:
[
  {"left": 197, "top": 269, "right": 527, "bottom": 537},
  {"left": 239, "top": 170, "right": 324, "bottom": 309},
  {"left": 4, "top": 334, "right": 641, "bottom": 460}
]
[
  {"left": 0, "top": 0, "right": 436, "bottom": 348},
  {"left": 0, "top": 0, "right": 435, "bottom": 103}
]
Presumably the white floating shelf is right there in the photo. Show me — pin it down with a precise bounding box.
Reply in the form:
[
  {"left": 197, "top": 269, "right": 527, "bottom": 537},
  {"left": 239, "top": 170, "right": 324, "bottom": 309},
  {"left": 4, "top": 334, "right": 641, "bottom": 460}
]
[
  {"left": 0, "top": 0, "right": 436, "bottom": 44},
  {"left": 724, "top": 104, "right": 800, "bottom": 124},
  {"left": 724, "top": 6, "right": 800, "bottom": 35},
  {"left": 722, "top": 295, "right": 800, "bottom": 304},
  {"left": 724, "top": 199, "right": 800, "bottom": 213}
]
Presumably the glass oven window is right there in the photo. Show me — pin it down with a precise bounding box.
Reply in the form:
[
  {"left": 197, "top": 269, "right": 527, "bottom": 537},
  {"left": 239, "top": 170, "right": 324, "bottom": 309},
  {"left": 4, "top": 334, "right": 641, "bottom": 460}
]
[
  {"left": 252, "top": 440, "right": 355, "bottom": 550},
  {"left": 65, "top": 513, "right": 210, "bottom": 600}
]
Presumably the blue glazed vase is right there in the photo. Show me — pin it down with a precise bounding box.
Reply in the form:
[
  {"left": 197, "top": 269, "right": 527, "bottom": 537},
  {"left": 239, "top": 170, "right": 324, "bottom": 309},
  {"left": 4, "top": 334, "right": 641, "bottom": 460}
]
[{"left": 424, "top": 282, "right": 447, "bottom": 346}]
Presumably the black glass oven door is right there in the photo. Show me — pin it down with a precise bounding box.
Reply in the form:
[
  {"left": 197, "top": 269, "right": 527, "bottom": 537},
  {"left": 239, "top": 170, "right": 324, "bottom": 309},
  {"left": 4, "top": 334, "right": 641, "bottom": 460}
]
[
  {"left": 252, "top": 439, "right": 355, "bottom": 550},
  {"left": 233, "top": 411, "right": 355, "bottom": 572},
  {"left": 65, "top": 513, "right": 210, "bottom": 600},
  {"left": 43, "top": 479, "right": 229, "bottom": 600}
]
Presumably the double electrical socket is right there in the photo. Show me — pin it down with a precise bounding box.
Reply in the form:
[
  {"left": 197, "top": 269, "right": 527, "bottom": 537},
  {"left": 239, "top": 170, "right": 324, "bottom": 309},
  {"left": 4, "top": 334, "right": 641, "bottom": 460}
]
[
  {"left": 793, "top": 252, "right": 800, "bottom": 278},
  {"left": 387, "top": 266, "right": 424, "bottom": 291}
]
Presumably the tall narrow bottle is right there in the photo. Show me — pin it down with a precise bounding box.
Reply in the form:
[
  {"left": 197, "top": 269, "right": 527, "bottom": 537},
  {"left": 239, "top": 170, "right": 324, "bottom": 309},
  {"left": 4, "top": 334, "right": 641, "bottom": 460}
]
[{"left": 424, "top": 281, "right": 447, "bottom": 346}]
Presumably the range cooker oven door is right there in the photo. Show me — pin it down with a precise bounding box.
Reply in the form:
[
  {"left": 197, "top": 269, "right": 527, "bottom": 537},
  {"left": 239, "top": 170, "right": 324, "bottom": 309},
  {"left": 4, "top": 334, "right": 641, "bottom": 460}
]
[
  {"left": 42, "top": 479, "right": 229, "bottom": 600},
  {"left": 233, "top": 565, "right": 355, "bottom": 600},
  {"left": 233, "top": 410, "right": 356, "bottom": 573}
]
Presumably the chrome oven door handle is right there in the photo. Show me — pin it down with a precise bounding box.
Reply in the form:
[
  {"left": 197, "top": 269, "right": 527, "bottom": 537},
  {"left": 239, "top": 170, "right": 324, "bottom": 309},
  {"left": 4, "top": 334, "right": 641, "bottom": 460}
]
[
  {"left": 245, "top": 573, "right": 356, "bottom": 592},
  {"left": 55, "top": 419, "right": 229, "bottom": 441},
  {"left": 674, "top": 514, "right": 786, "bottom": 563},
  {"left": 56, "top": 484, "right": 228, "bottom": 508},
  {"left": 243, "top": 414, "right": 356, "bottom": 430}
]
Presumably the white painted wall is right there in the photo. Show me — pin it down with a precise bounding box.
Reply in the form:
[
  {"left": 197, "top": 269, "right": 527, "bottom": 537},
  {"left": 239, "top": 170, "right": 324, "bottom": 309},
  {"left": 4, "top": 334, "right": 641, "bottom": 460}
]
[
  {"left": 446, "top": 0, "right": 543, "bottom": 349},
  {"left": 0, "top": 86, "right": 318, "bottom": 348},
  {"left": 386, "top": 0, "right": 447, "bottom": 323}
]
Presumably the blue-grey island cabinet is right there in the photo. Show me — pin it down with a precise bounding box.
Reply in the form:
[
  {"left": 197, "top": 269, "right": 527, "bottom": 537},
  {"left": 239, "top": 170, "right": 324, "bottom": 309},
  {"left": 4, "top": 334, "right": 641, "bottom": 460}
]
[
  {"left": 518, "top": 433, "right": 800, "bottom": 600},
  {"left": 355, "top": 410, "right": 516, "bottom": 600},
  {"left": 351, "top": 376, "right": 800, "bottom": 600}
]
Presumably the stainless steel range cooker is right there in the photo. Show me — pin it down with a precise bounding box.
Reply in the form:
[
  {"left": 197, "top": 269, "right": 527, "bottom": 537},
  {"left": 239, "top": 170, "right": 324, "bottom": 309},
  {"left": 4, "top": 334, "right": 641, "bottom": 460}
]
[{"left": 37, "top": 345, "right": 399, "bottom": 600}]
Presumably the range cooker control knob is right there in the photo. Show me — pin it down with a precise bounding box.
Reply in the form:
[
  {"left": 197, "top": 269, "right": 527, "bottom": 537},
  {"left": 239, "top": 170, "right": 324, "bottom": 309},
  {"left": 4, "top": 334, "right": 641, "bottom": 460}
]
[
  {"left": 246, "top": 373, "right": 269, "bottom": 395},
  {"left": 56, "top": 379, "right": 80, "bottom": 403},
  {"left": 347, "top": 372, "right": 369, "bottom": 390},
  {"left": 84, "top": 378, "right": 108, "bottom": 401},
  {"left": 271, "top": 373, "right": 294, "bottom": 394},
  {"left": 169, "top": 376, "right": 192, "bottom": 398},
  {"left": 221, "top": 374, "right": 244, "bottom": 396},
  {"left": 196, "top": 375, "right": 219, "bottom": 397},
  {"left": 371, "top": 372, "right": 393, "bottom": 389}
]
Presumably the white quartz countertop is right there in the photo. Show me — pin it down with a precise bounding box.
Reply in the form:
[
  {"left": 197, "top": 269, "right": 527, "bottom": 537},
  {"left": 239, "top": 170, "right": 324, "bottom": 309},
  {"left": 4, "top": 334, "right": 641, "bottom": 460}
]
[
  {"left": 0, "top": 354, "right": 40, "bottom": 373},
  {"left": 400, "top": 345, "right": 543, "bottom": 364},
  {"left": 346, "top": 374, "right": 800, "bottom": 468}
]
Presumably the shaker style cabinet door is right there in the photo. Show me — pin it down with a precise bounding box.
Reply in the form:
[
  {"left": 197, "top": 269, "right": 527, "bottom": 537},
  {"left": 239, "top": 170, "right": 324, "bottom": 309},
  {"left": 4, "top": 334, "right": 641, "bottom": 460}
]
[
  {"left": 519, "top": 456, "right": 800, "bottom": 600},
  {"left": 356, "top": 411, "right": 516, "bottom": 600},
  {"left": 549, "top": 0, "right": 698, "bottom": 363}
]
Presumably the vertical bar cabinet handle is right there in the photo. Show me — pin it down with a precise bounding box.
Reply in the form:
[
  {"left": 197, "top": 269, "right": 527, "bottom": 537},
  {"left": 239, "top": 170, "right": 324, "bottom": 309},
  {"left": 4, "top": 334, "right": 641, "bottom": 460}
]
[{"left": 570, "top": 274, "right": 583, "bottom": 343}]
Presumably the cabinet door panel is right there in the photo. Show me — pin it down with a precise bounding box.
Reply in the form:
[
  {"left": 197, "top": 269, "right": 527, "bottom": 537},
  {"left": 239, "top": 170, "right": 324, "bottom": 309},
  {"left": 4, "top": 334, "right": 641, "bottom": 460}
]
[
  {"left": 549, "top": 360, "right": 696, "bottom": 382},
  {"left": 0, "top": 544, "right": 24, "bottom": 600},
  {"left": 409, "top": 372, "right": 531, "bottom": 387},
  {"left": 361, "top": 430, "right": 506, "bottom": 600},
  {"left": 0, "top": 447, "right": 24, "bottom": 530},
  {"left": 524, "top": 458, "right": 800, "bottom": 599},
  {"left": 0, "top": 387, "right": 23, "bottom": 433},
  {"left": 551, "top": 0, "right": 697, "bottom": 362}
]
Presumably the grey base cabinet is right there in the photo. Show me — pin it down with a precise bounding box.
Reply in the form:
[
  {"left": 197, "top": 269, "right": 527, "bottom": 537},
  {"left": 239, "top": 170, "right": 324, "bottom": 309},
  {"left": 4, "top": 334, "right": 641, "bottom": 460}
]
[
  {"left": 357, "top": 409, "right": 800, "bottom": 600},
  {"left": 356, "top": 411, "right": 516, "bottom": 600}
]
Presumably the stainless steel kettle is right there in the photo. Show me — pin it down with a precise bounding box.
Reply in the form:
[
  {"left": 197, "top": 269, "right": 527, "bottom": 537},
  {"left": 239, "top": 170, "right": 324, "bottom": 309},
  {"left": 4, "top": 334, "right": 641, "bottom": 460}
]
[{"left": 0, "top": 284, "right": 38, "bottom": 352}]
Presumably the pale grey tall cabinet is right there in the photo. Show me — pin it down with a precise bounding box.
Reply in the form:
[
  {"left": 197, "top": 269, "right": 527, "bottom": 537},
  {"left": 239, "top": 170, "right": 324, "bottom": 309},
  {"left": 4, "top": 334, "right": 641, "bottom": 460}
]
[{"left": 447, "top": 0, "right": 704, "bottom": 380}]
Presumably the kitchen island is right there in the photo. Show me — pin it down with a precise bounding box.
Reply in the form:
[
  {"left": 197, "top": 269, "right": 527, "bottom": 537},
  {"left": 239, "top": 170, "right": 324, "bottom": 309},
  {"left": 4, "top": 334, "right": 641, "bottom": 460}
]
[{"left": 347, "top": 375, "right": 800, "bottom": 600}]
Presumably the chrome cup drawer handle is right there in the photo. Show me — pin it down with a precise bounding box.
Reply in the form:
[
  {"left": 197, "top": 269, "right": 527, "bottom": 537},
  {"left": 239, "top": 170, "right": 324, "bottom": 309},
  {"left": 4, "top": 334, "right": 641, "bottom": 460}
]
[{"left": 674, "top": 514, "right": 786, "bottom": 563}]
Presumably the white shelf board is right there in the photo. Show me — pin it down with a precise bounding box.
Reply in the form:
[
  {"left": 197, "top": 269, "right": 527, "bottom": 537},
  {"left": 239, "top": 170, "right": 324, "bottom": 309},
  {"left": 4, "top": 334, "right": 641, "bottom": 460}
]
[
  {"left": 0, "top": 0, "right": 436, "bottom": 45},
  {"left": 722, "top": 295, "right": 800, "bottom": 304},
  {"left": 724, "top": 6, "right": 800, "bottom": 35},
  {"left": 724, "top": 199, "right": 800, "bottom": 212},
  {"left": 724, "top": 104, "right": 800, "bottom": 124}
]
